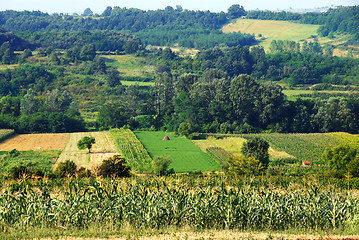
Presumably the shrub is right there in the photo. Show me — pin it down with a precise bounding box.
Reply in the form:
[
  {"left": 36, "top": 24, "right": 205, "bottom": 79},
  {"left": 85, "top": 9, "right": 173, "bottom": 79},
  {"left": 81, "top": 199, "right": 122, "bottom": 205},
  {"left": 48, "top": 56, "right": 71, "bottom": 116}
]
[
  {"left": 54, "top": 160, "right": 77, "bottom": 178},
  {"left": 152, "top": 156, "right": 173, "bottom": 176},
  {"left": 226, "top": 155, "right": 263, "bottom": 176},
  {"left": 9, "top": 165, "right": 30, "bottom": 179},
  {"left": 323, "top": 145, "right": 357, "bottom": 178},
  {"left": 98, "top": 155, "right": 131, "bottom": 177}
]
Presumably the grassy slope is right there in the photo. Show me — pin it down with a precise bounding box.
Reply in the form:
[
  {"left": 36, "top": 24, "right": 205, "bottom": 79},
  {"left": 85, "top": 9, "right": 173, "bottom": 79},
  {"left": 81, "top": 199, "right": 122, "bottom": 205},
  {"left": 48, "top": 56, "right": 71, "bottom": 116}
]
[
  {"left": 222, "top": 19, "right": 319, "bottom": 50},
  {"left": 135, "top": 131, "right": 220, "bottom": 172}
]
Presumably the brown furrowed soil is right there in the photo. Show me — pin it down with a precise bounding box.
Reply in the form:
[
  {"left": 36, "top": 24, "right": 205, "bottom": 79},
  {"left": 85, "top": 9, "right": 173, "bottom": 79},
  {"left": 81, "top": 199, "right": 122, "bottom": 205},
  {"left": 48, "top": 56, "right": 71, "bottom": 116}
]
[{"left": 0, "top": 133, "right": 69, "bottom": 151}]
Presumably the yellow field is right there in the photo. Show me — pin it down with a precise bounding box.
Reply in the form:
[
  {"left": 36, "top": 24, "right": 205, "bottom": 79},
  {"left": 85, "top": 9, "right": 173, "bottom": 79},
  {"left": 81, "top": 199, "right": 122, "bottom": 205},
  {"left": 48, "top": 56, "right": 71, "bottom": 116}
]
[
  {"left": 194, "top": 136, "right": 246, "bottom": 156},
  {"left": 0, "top": 133, "right": 69, "bottom": 151},
  {"left": 222, "top": 19, "right": 320, "bottom": 50},
  {"left": 57, "top": 131, "right": 119, "bottom": 170}
]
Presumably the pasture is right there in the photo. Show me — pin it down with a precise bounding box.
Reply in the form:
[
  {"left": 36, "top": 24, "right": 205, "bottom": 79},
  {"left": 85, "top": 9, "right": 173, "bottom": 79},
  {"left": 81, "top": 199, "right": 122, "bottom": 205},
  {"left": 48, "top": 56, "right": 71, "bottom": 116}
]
[
  {"left": 135, "top": 131, "right": 220, "bottom": 172},
  {"left": 222, "top": 19, "right": 319, "bottom": 50},
  {"left": 100, "top": 54, "right": 155, "bottom": 79}
]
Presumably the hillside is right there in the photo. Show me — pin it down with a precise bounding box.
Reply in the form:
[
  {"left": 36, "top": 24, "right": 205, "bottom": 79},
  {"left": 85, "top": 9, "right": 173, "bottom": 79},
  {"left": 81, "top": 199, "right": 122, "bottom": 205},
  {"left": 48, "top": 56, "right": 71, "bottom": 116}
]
[{"left": 222, "top": 18, "right": 320, "bottom": 50}]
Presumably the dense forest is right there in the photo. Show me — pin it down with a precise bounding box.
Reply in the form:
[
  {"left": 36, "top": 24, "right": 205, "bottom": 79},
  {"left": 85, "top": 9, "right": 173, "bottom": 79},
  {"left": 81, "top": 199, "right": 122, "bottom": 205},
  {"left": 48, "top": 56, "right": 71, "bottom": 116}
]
[{"left": 0, "top": 5, "right": 358, "bottom": 135}]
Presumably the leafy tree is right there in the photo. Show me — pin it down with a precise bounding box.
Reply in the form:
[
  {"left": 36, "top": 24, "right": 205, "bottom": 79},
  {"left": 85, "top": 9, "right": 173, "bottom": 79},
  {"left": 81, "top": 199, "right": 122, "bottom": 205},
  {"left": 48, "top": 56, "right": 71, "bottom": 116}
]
[
  {"left": 83, "top": 8, "right": 93, "bottom": 16},
  {"left": 101, "top": 6, "right": 112, "bottom": 17},
  {"left": 241, "top": 137, "right": 270, "bottom": 169},
  {"left": 106, "top": 68, "right": 122, "bottom": 87},
  {"left": 77, "top": 136, "right": 96, "bottom": 153},
  {"left": 98, "top": 155, "right": 131, "bottom": 177},
  {"left": 227, "top": 4, "right": 246, "bottom": 19},
  {"left": 323, "top": 145, "right": 357, "bottom": 178}
]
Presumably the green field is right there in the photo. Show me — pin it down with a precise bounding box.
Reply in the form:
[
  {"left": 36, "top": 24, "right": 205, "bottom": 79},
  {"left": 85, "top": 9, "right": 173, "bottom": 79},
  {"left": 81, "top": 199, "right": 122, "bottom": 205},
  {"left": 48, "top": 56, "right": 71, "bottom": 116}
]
[
  {"left": 100, "top": 54, "right": 155, "bottom": 79},
  {"left": 135, "top": 131, "right": 220, "bottom": 172},
  {"left": 222, "top": 19, "right": 320, "bottom": 50},
  {"left": 0, "top": 129, "right": 14, "bottom": 142},
  {"left": 240, "top": 132, "right": 359, "bottom": 164}
]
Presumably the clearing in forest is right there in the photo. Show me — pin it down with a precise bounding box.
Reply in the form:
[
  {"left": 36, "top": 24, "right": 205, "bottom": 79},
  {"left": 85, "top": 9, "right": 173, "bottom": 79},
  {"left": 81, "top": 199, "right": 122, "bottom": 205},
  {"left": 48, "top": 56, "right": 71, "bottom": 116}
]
[
  {"left": 135, "top": 131, "right": 220, "bottom": 172},
  {"left": 57, "top": 132, "right": 119, "bottom": 169},
  {"left": 222, "top": 19, "right": 319, "bottom": 50},
  {"left": 0, "top": 133, "right": 69, "bottom": 151}
]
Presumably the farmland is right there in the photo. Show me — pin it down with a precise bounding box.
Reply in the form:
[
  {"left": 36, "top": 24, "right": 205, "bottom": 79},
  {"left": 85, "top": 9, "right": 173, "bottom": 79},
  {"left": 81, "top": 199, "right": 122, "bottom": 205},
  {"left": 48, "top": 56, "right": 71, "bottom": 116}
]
[
  {"left": 57, "top": 131, "right": 119, "bottom": 170},
  {"left": 135, "top": 131, "right": 220, "bottom": 172},
  {"left": 0, "top": 133, "right": 69, "bottom": 151},
  {"left": 110, "top": 128, "right": 152, "bottom": 172}
]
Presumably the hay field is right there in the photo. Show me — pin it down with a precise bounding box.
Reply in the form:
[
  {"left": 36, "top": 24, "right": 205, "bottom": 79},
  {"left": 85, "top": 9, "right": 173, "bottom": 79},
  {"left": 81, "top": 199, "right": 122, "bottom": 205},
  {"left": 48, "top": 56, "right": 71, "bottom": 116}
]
[
  {"left": 57, "top": 132, "right": 119, "bottom": 169},
  {"left": 222, "top": 19, "right": 319, "bottom": 50},
  {"left": 0, "top": 133, "right": 69, "bottom": 151}
]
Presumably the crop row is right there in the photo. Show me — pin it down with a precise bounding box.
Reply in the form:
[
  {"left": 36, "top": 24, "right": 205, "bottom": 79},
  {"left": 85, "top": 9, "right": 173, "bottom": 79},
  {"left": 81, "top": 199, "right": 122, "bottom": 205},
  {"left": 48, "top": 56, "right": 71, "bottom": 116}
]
[
  {"left": 110, "top": 128, "right": 152, "bottom": 172},
  {"left": 0, "top": 179, "right": 358, "bottom": 232},
  {"left": 206, "top": 147, "right": 231, "bottom": 165}
]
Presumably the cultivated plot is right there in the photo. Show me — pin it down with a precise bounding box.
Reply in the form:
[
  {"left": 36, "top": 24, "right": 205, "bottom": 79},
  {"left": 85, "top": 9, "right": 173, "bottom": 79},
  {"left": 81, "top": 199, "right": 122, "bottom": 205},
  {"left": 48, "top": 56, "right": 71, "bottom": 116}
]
[
  {"left": 135, "top": 131, "right": 220, "bottom": 172},
  {"left": 0, "top": 133, "right": 69, "bottom": 151},
  {"left": 57, "top": 132, "right": 119, "bottom": 169}
]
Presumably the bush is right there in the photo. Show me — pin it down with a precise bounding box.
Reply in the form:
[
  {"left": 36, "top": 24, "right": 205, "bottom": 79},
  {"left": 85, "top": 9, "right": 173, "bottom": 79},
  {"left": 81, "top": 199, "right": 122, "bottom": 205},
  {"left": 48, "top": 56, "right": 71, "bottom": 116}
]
[
  {"left": 226, "top": 155, "right": 263, "bottom": 176},
  {"left": 54, "top": 160, "right": 77, "bottom": 178},
  {"left": 98, "top": 155, "right": 131, "bottom": 177},
  {"left": 152, "top": 156, "right": 173, "bottom": 176},
  {"left": 242, "top": 137, "right": 269, "bottom": 169},
  {"left": 9, "top": 165, "right": 30, "bottom": 179}
]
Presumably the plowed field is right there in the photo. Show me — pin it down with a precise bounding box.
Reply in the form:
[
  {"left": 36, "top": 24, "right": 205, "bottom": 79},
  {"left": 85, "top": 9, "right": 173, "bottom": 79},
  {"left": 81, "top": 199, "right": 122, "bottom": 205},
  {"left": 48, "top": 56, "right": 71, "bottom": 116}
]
[{"left": 0, "top": 133, "right": 69, "bottom": 151}]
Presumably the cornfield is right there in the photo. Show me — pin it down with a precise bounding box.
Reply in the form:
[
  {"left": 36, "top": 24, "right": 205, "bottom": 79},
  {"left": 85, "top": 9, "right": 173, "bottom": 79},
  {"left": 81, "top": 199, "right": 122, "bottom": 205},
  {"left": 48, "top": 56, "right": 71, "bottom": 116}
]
[
  {"left": 206, "top": 147, "right": 231, "bottom": 165},
  {"left": 0, "top": 176, "right": 358, "bottom": 232},
  {"left": 110, "top": 128, "right": 152, "bottom": 172}
]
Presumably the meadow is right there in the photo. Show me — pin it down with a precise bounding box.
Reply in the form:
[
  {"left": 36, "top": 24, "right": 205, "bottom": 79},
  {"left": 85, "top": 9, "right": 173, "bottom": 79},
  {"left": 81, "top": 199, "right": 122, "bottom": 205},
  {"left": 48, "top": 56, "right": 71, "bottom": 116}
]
[
  {"left": 0, "top": 129, "right": 14, "bottom": 142},
  {"left": 222, "top": 19, "right": 319, "bottom": 50},
  {"left": 135, "top": 131, "right": 220, "bottom": 172}
]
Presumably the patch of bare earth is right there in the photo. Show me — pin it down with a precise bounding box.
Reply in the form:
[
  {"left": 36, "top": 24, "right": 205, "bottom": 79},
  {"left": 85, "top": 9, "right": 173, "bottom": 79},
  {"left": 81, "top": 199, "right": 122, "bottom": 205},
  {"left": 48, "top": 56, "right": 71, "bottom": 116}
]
[{"left": 0, "top": 133, "right": 69, "bottom": 151}]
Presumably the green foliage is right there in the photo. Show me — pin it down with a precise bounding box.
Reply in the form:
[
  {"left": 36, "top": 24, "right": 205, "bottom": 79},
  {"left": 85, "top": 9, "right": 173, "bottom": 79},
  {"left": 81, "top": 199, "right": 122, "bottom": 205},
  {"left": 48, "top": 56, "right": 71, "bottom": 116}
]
[
  {"left": 226, "top": 155, "right": 263, "bottom": 175},
  {"left": 9, "top": 165, "right": 29, "bottom": 179},
  {"left": 323, "top": 145, "right": 358, "bottom": 178},
  {"left": 77, "top": 136, "right": 95, "bottom": 153},
  {"left": 54, "top": 160, "right": 77, "bottom": 178},
  {"left": 241, "top": 137, "right": 270, "bottom": 169},
  {"left": 98, "top": 155, "right": 131, "bottom": 177},
  {"left": 152, "top": 156, "right": 173, "bottom": 176},
  {"left": 135, "top": 131, "right": 220, "bottom": 172}
]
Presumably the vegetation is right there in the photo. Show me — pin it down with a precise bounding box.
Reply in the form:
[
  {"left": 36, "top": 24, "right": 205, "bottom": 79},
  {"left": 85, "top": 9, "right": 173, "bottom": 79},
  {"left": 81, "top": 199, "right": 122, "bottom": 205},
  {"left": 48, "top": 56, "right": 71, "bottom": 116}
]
[
  {"left": 241, "top": 137, "right": 270, "bottom": 169},
  {"left": 135, "top": 131, "right": 220, "bottom": 172},
  {"left": 97, "top": 155, "right": 131, "bottom": 177},
  {"left": 0, "top": 129, "right": 14, "bottom": 141},
  {"left": 110, "top": 128, "right": 152, "bottom": 172},
  {"left": 152, "top": 156, "right": 173, "bottom": 176},
  {"left": 77, "top": 136, "right": 96, "bottom": 153}
]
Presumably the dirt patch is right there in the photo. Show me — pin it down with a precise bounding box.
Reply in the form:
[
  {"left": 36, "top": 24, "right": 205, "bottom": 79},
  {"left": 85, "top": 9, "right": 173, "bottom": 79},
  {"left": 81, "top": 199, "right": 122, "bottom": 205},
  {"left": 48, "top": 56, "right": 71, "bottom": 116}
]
[{"left": 0, "top": 133, "right": 69, "bottom": 151}]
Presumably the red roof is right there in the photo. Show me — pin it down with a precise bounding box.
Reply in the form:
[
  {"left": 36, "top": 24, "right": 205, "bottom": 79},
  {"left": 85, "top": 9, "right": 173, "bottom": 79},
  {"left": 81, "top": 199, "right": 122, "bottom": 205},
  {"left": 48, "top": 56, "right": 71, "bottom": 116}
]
[{"left": 302, "top": 161, "right": 311, "bottom": 165}]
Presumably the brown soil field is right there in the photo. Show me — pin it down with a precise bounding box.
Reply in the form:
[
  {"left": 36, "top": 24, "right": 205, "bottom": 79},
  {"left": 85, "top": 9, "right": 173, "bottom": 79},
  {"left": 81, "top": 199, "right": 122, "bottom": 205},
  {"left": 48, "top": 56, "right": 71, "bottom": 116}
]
[{"left": 0, "top": 133, "right": 69, "bottom": 151}]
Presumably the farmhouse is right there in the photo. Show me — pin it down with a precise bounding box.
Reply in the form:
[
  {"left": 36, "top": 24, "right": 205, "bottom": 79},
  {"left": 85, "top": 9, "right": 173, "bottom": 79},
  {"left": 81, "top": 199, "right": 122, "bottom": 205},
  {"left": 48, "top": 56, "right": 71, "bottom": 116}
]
[{"left": 302, "top": 161, "right": 311, "bottom": 166}]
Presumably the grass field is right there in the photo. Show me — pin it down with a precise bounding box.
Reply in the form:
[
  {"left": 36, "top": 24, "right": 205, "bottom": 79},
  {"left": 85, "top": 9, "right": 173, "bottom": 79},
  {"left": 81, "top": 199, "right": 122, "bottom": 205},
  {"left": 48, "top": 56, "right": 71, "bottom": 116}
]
[
  {"left": 0, "top": 129, "right": 14, "bottom": 142},
  {"left": 222, "top": 19, "right": 320, "bottom": 50},
  {"left": 135, "top": 131, "right": 220, "bottom": 172},
  {"left": 57, "top": 132, "right": 119, "bottom": 170},
  {"left": 100, "top": 55, "right": 155, "bottom": 78}
]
